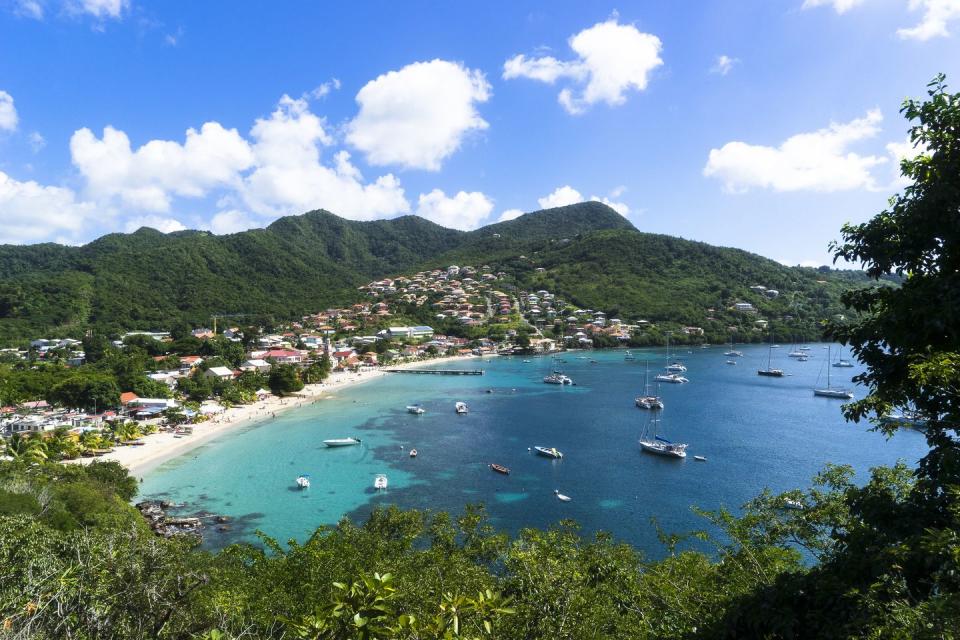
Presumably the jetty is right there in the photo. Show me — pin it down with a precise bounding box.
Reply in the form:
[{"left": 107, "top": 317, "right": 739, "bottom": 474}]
[{"left": 385, "top": 369, "right": 484, "bottom": 375}]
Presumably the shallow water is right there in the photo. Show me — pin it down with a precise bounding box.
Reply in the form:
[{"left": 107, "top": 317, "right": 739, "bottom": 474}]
[{"left": 140, "top": 345, "right": 928, "bottom": 553}]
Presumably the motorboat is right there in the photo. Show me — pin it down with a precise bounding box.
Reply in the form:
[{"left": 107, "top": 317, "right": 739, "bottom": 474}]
[
  {"left": 374, "top": 474, "right": 388, "bottom": 491},
  {"left": 490, "top": 463, "right": 510, "bottom": 475},
  {"left": 406, "top": 404, "right": 426, "bottom": 414},
  {"left": 724, "top": 350, "right": 744, "bottom": 357},
  {"left": 534, "top": 446, "right": 563, "bottom": 459},
  {"left": 409, "top": 449, "right": 418, "bottom": 458},
  {"left": 323, "top": 437, "right": 362, "bottom": 447},
  {"left": 624, "top": 350, "right": 636, "bottom": 361},
  {"left": 665, "top": 362, "right": 687, "bottom": 372},
  {"left": 694, "top": 455, "right": 707, "bottom": 462},
  {"left": 543, "top": 372, "right": 573, "bottom": 385},
  {"left": 814, "top": 346, "right": 854, "bottom": 399},
  {"left": 798, "top": 355, "right": 809, "bottom": 362},
  {"left": 554, "top": 490, "right": 572, "bottom": 502},
  {"left": 296, "top": 475, "right": 311, "bottom": 489},
  {"left": 655, "top": 373, "right": 688, "bottom": 384},
  {"left": 799, "top": 346, "right": 811, "bottom": 351},
  {"left": 455, "top": 401, "right": 468, "bottom": 414},
  {"left": 726, "top": 360, "right": 737, "bottom": 365}
]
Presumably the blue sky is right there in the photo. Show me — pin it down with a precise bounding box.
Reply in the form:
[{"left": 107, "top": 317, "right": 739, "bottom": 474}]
[{"left": 1, "top": 0, "right": 958, "bottom": 265}]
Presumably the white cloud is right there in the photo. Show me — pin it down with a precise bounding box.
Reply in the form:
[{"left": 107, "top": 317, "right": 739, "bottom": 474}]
[
  {"left": 0, "top": 91, "right": 18, "bottom": 131},
  {"left": 241, "top": 96, "right": 409, "bottom": 220},
  {"left": 70, "top": 0, "right": 127, "bottom": 19},
  {"left": 886, "top": 136, "right": 928, "bottom": 186},
  {"left": 206, "top": 209, "right": 264, "bottom": 235},
  {"left": 13, "top": 0, "right": 43, "bottom": 19},
  {"left": 70, "top": 120, "right": 255, "bottom": 211},
  {"left": 801, "top": 0, "right": 867, "bottom": 13},
  {"left": 346, "top": 59, "right": 491, "bottom": 171},
  {"left": 538, "top": 185, "right": 584, "bottom": 209},
  {"left": 415, "top": 189, "right": 494, "bottom": 230},
  {"left": 711, "top": 55, "right": 739, "bottom": 76},
  {"left": 497, "top": 208, "right": 525, "bottom": 222},
  {"left": 591, "top": 196, "right": 630, "bottom": 216},
  {"left": 898, "top": 0, "right": 960, "bottom": 40},
  {"left": 0, "top": 171, "right": 99, "bottom": 244},
  {"left": 28, "top": 131, "right": 45, "bottom": 153},
  {"left": 703, "top": 109, "right": 887, "bottom": 192},
  {"left": 124, "top": 215, "right": 187, "bottom": 234},
  {"left": 308, "top": 78, "right": 341, "bottom": 100},
  {"left": 503, "top": 18, "right": 663, "bottom": 115}
]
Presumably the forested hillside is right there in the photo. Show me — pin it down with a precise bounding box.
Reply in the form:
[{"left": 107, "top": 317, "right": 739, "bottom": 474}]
[{"left": 0, "top": 202, "right": 870, "bottom": 344}]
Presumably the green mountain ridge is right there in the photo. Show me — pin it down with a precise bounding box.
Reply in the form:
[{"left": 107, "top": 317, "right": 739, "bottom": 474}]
[{"left": 0, "top": 202, "right": 863, "bottom": 344}]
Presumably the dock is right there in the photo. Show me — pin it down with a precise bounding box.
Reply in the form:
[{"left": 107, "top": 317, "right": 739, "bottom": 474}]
[{"left": 384, "top": 369, "right": 484, "bottom": 375}]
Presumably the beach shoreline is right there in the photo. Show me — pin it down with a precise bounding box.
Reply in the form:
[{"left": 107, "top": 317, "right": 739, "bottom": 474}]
[{"left": 76, "top": 354, "right": 495, "bottom": 477}]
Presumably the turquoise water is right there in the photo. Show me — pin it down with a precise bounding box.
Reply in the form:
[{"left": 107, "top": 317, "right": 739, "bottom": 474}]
[{"left": 140, "top": 345, "right": 929, "bottom": 553}]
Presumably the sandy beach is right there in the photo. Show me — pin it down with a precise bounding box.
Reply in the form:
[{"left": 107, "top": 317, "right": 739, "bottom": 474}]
[{"left": 80, "top": 354, "right": 493, "bottom": 477}]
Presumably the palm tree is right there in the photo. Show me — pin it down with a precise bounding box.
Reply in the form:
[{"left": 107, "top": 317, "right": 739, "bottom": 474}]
[
  {"left": 4, "top": 433, "right": 48, "bottom": 464},
  {"left": 45, "top": 427, "right": 81, "bottom": 460}
]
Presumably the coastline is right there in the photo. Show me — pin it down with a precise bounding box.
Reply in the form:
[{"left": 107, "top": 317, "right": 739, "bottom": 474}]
[{"left": 77, "top": 354, "right": 494, "bottom": 478}]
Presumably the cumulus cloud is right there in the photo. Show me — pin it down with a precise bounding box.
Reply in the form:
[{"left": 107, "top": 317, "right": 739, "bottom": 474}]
[
  {"left": 414, "top": 189, "right": 494, "bottom": 230},
  {"left": 308, "top": 78, "right": 341, "bottom": 100},
  {"left": 70, "top": 121, "right": 255, "bottom": 211},
  {"left": 346, "top": 60, "right": 491, "bottom": 171},
  {"left": 711, "top": 55, "right": 739, "bottom": 75},
  {"left": 497, "top": 208, "right": 525, "bottom": 222},
  {"left": 703, "top": 109, "right": 886, "bottom": 192},
  {"left": 69, "top": 0, "right": 127, "bottom": 19},
  {"left": 0, "top": 91, "right": 18, "bottom": 131},
  {"left": 206, "top": 209, "right": 264, "bottom": 235},
  {"left": 0, "top": 171, "right": 99, "bottom": 244},
  {"left": 801, "top": 0, "right": 867, "bottom": 13},
  {"left": 503, "top": 18, "right": 663, "bottom": 115},
  {"left": 898, "top": 0, "right": 960, "bottom": 40},
  {"left": 592, "top": 196, "right": 630, "bottom": 216},
  {"left": 124, "top": 215, "right": 187, "bottom": 234},
  {"left": 13, "top": 0, "right": 43, "bottom": 19},
  {"left": 537, "top": 185, "right": 584, "bottom": 209},
  {"left": 241, "top": 95, "right": 410, "bottom": 219},
  {"left": 886, "top": 136, "right": 929, "bottom": 187}
]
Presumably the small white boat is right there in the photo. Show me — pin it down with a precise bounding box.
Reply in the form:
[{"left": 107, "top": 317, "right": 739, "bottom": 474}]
[
  {"left": 409, "top": 449, "right": 418, "bottom": 458},
  {"left": 455, "top": 401, "right": 468, "bottom": 414},
  {"left": 655, "top": 373, "right": 688, "bottom": 384},
  {"left": 406, "top": 404, "right": 425, "bottom": 414},
  {"left": 296, "top": 475, "right": 311, "bottom": 489},
  {"left": 534, "top": 446, "right": 563, "bottom": 459},
  {"left": 323, "top": 437, "right": 362, "bottom": 447},
  {"left": 814, "top": 346, "right": 854, "bottom": 399},
  {"left": 694, "top": 455, "right": 706, "bottom": 462},
  {"left": 374, "top": 474, "right": 388, "bottom": 490},
  {"left": 522, "top": 359, "right": 532, "bottom": 363},
  {"left": 799, "top": 346, "right": 811, "bottom": 351},
  {"left": 787, "top": 350, "right": 806, "bottom": 358},
  {"left": 724, "top": 350, "right": 744, "bottom": 357},
  {"left": 833, "top": 359, "right": 854, "bottom": 367},
  {"left": 665, "top": 362, "right": 687, "bottom": 372},
  {"left": 726, "top": 360, "right": 737, "bottom": 365},
  {"left": 554, "top": 490, "right": 571, "bottom": 502},
  {"left": 635, "top": 396, "right": 664, "bottom": 409},
  {"left": 543, "top": 372, "right": 573, "bottom": 385}
]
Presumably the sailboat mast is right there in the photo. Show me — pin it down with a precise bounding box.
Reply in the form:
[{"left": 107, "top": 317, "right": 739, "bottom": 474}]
[{"left": 826, "top": 345, "right": 831, "bottom": 389}]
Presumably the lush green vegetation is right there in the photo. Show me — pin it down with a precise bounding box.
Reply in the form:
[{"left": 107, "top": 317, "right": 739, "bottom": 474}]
[{"left": 0, "top": 201, "right": 869, "bottom": 346}]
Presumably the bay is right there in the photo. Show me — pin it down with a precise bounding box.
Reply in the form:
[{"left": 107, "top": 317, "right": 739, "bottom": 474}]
[{"left": 140, "top": 344, "right": 928, "bottom": 554}]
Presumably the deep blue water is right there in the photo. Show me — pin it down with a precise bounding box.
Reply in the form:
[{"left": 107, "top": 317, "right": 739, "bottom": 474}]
[{"left": 140, "top": 344, "right": 928, "bottom": 554}]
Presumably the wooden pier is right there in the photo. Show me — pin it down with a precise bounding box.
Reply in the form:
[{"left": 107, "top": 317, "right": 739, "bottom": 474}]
[{"left": 384, "top": 369, "right": 484, "bottom": 375}]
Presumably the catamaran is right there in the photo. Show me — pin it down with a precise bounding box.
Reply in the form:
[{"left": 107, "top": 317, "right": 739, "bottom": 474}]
[
  {"left": 323, "top": 437, "right": 362, "bottom": 447},
  {"left": 636, "top": 362, "right": 665, "bottom": 409},
  {"left": 724, "top": 335, "right": 744, "bottom": 358},
  {"left": 665, "top": 362, "right": 688, "bottom": 372},
  {"left": 655, "top": 373, "right": 688, "bottom": 384},
  {"left": 296, "top": 474, "right": 311, "bottom": 489},
  {"left": 455, "top": 401, "right": 469, "bottom": 414},
  {"left": 543, "top": 372, "right": 573, "bottom": 385},
  {"left": 534, "top": 446, "right": 563, "bottom": 459},
  {"left": 814, "top": 346, "right": 854, "bottom": 399},
  {"left": 639, "top": 411, "right": 687, "bottom": 458}
]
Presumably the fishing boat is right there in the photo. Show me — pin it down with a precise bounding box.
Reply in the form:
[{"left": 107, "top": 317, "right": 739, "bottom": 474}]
[
  {"left": 654, "top": 373, "right": 688, "bottom": 384},
  {"left": 409, "top": 449, "right": 418, "bottom": 458},
  {"left": 814, "top": 346, "right": 854, "bottom": 399},
  {"left": 534, "top": 446, "right": 563, "bottom": 459},
  {"left": 543, "top": 372, "right": 573, "bottom": 385},
  {"left": 455, "top": 401, "right": 469, "bottom": 414},
  {"left": 323, "top": 437, "right": 362, "bottom": 447},
  {"left": 406, "top": 404, "right": 426, "bottom": 414},
  {"left": 758, "top": 336, "right": 784, "bottom": 377},
  {"left": 490, "top": 463, "right": 510, "bottom": 475},
  {"left": 554, "top": 490, "right": 572, "bottom": 502},
  {"left": 635, "top": 361, "right": 664, "bottom": 409},
  {"left": 374, "top": 474, "right": 388, "bottom": 491},
  {"left": 296, "top": 475, "right": 311, "bottom": 489},
  {"left": 639, "top": 411, "right": 687, "bottom": 459}
]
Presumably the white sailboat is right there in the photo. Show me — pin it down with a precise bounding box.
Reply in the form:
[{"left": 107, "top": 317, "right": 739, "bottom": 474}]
[
  {"left": 758, "top": 334, "right": 784, "bottom": 377},
  {"left": 635, "top": 361, "right": 664, "bottom": 409},
  {"left": 814, "top": 346, "right": 854, "bottom": 399},
  {"left": 639, "top": 411, "right": 687, "bottom": 458},
  {"left": 724, "top": 335, "right": 743, "bottom": 358},
  {"left": 833, "top": 346, "right": 854, "bottom": 368}
]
